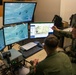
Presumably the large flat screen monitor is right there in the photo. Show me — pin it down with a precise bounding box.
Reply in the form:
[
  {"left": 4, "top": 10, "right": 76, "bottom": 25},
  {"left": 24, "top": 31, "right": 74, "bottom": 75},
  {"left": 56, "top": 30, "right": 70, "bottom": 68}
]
[
  {"left": 0, "top": 28, "right": 5, "bottom": 51},
  {"left": 30, "top": 22, "right": 54, "bottom": 38},
  {"left": 3, "top": 2, "right": 37, "bottom": 26},
  {"left": 4, "top": 23, "right": 28, "bottom": 45}
]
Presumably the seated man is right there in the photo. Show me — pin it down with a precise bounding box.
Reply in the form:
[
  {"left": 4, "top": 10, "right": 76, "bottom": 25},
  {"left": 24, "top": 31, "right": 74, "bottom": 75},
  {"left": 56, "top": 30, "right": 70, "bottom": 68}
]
[
  {"left": 28, "top": 35, "right": 73, "bottom": 75},
  {"left": 52, "top": 25, "right": 76, "bottom": 57}
]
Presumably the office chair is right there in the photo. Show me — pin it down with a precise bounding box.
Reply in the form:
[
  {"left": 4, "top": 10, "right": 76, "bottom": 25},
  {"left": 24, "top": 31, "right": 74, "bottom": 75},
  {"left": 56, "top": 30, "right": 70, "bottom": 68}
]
[
  {"left": 70, "top": 14, "right": 76, "bottom": 27},
  {"left": 52, "top": 15, "right": 63, "bottom": 29}
]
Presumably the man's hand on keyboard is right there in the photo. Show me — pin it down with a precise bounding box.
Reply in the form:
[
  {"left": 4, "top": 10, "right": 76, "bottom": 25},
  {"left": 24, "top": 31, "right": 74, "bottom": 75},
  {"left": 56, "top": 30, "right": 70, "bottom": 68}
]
[
  {"left": 30, "top": 59, "right": 39, "bottom": 66},
  {"left": 30, "top": 59, "right": 39, "bottom": 72}
]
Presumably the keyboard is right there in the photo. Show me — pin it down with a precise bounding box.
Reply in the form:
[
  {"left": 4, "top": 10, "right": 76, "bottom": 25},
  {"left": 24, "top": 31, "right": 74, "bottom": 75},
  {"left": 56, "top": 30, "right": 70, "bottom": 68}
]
[
  {"left": 19, "top": 46, "right": 43, "bottom": 58},
  {"left": 20, "top": 42, "right": 37, "bottom": 51}
]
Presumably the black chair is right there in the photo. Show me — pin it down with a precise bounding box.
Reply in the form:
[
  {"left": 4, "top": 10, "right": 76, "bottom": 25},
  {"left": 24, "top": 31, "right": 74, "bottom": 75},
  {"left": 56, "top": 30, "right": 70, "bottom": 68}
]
[
  {"left": 52, "top": 15, "right": 63, "bottom": 29},
  {"left": 70, "top": 14, "right": 76, "bottom": 27}
]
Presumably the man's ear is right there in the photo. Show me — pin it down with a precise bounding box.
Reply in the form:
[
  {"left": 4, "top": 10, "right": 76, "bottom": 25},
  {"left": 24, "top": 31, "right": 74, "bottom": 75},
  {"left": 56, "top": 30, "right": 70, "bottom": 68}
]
[{"left": 43, "top": 45, "right": 46, "bottom": 50}]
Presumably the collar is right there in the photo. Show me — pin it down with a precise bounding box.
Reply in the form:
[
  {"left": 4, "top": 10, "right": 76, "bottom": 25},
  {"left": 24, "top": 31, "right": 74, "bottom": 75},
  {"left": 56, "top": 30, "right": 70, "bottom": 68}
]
[{"left": 46, "top": 51, "right": 58, "bottom": 58}]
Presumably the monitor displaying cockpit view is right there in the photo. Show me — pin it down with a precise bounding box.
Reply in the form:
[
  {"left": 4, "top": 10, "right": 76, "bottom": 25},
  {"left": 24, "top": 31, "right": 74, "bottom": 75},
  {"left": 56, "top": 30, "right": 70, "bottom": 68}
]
[
  {"left": 0, "top": 29, "right": 5, "bottom": 51},
  {"left": 30, "top": 22, "right": 54, "bottom": 38},
  {"left": 4, "top": 23, "right": 28, "bottom": 45},
  {"left": 3, "top": 2, "right": 37, "bottom": 25}
]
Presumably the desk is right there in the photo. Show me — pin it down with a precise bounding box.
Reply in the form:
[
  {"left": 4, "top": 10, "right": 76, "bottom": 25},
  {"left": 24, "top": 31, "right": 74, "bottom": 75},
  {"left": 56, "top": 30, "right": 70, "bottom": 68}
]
[
  {"left": 26, "top": 47, "right": 63, "bottom": 62},
  {"left": 3, "top": 44, "right": 63, "bottom": 62},
  {"left": 26, "top": 49, "right": 47, "bottom": 62},
  {"left": 3, "top": 44, "right": 46, "bottom": 62},
  {"left": 0, "top": 44, "right": 63, "bottom": 75}
]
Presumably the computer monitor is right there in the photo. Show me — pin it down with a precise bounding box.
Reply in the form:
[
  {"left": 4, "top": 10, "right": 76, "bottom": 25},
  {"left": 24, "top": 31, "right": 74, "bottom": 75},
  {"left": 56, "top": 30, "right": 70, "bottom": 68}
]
[
  {"left": 0, "top": 28, "right": 5, "bottom": 51},
  {"left": 4, "top": 23, "right": 28, "bottom": 45},
  {"left": 3, "top": 2, "right": 37, "bottom": 26},
  {"left": 30, "top": 22, "right": 54, "bottom": 38}
]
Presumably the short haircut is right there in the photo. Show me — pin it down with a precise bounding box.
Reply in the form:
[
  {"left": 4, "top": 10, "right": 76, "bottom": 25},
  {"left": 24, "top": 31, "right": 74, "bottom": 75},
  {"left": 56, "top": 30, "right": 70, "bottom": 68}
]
[{"left": 44, "top": 35, "right": 59, "bottom": 50}]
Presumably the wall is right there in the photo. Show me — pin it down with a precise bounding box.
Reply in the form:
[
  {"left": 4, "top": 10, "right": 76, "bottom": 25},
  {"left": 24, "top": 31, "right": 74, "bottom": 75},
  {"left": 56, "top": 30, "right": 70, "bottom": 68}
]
[
  {"left": 60, "top": 0, "right": 76, "bottom": 23},
  {"left": 0, "top": 0, "right": 13, "bottom": 27},
  {"left": 0, "top": 6, "right": 3, "bottom": 17},
  {"left": 34, "top": 0, "right": 61, "bottom": 22},
  {"left": 0, "top": 17, "right": 3, "bottom": 28},
  {"left": 0, "top": 0, "right": 13, "bottom": 17}
]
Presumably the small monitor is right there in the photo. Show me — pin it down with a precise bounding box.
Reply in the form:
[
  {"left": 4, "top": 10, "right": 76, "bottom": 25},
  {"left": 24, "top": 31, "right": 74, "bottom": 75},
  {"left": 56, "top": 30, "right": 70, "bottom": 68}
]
[
  {"left": 4, "top": 23, "right": 28, "bottom": 45},
  {"left": 0, "top": 28, "right": 5, "bottom": 51},
  {"left": 30, "top": 22, "right": 54, "bottom": 38},
  {"left": 3, "top": 2, "right": 37, "bottom": 26}
]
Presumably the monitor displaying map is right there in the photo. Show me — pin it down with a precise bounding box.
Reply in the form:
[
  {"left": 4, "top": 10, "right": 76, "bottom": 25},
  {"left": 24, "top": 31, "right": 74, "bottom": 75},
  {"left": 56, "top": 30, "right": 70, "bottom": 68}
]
[{"left": 30, "top": 22, "right": 54, "bottom": 38}]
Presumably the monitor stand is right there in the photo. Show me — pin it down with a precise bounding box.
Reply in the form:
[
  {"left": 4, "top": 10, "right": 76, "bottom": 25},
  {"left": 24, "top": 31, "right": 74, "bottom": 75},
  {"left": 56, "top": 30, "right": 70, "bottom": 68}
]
[{"left": 8, "top": 44, "right": 12, "bottom": 50}]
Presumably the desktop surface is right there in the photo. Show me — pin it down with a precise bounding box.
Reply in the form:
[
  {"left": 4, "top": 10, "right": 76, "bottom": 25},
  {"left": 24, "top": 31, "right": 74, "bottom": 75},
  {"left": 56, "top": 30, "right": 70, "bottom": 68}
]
[{"left": 3, "top": 43, "right": 63, "bottom": 63}]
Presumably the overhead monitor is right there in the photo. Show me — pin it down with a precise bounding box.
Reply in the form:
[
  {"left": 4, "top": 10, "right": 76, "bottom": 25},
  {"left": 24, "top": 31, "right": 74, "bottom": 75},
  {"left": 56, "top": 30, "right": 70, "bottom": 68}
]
[
  {"left": 3, "top": 2, "right": 37, "bottom": 26},
  {"left": 0, "top": 28, "right": 5, "bottom": 51},
  {"left": 4, "top": 23, "right": 28, "bottom": 45},
  {"left": 30, "top": 22, "right": 54, "bottom": 38}
]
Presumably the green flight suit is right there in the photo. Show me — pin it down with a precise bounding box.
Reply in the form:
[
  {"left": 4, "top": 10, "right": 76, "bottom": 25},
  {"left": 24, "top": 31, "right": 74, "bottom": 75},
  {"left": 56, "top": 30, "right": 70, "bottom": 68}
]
[
  {"left": 55, "top": 30, "right": 76, "bottom": 52},
  {"left": 32, "top": 51, "right": 73, "bottom": 75}
]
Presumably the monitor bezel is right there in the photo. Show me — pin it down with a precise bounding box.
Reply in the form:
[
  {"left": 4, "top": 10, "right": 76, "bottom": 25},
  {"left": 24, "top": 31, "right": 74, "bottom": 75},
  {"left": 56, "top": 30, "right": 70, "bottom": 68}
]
[
  {"left": 0, "top": 28, "right": 6, "bottom": 52},
  {"left": 30, "top": 22, "right": 54, "bottom": 39},
  {"left": 3, "top": 1, "right": 37, "bottom": 26},
  {"left": 4, "top": 23, "right": 29, "bottom": 46}
]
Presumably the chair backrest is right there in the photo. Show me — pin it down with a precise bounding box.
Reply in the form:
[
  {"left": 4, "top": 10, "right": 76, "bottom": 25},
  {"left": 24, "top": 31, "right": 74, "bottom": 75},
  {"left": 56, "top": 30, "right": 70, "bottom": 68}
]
[
  {"left": 52, "top": 15, "right": 63, "bottom": 29},
  {"left": 70, "top": 14, "right": 76, "bottom": 27}
]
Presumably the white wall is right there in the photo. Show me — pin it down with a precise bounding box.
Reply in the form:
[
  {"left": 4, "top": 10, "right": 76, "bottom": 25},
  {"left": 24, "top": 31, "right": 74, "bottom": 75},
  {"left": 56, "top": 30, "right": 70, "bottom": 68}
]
[
  {"left": 60, "top": 0, "right": 76, "bottom": 23},
  {"left": 34, "top": 0, "right": 61, "bottom": 22}
]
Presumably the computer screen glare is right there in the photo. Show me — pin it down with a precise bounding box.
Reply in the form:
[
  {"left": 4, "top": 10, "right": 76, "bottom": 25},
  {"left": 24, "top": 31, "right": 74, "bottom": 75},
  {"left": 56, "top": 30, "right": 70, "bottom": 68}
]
[
  {"left": 3, "top": 2, "right": 37, "bottom": 25},
  {"left": 4, "top": 23, "right": 28, "bottom": 45}
]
